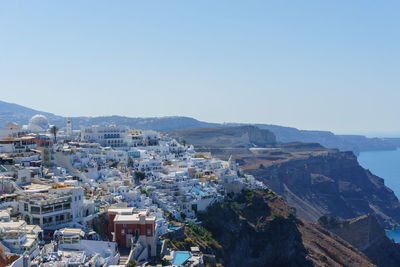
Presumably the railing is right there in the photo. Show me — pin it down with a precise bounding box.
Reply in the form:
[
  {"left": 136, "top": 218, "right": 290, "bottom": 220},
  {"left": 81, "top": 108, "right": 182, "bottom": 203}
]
[
  {"left": 41, "top": 207, "right": 71, "bottom": 214},
  {"left": 55, "top": 218, "right": 71, "bottom": 224},
  {"left": 29, "top": 197, "right": 71, "bottom": 206},
  {"left": 43, "top": 219, "right": 72, "bottom": 227}
]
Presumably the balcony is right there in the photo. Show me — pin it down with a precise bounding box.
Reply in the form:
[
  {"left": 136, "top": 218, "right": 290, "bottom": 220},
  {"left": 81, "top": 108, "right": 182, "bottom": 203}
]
[
  {"left": 29, "top": 196, "right": 71, "bottom": 206},
  {"left": 41, "top": 208, "right": 71, "bottom": 216},
  {"left": 54, "top": 206, "right": 63, "bottom": 212},
  {"left": 43, "top": 218, "right": 72, "bottom": 227}
]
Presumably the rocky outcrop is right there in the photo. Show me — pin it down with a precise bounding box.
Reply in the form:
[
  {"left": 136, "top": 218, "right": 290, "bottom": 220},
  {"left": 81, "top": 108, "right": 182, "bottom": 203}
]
[
  {"left": 168, "top": 126, "right": 276, "bottom": 148},
  {"left": 254, "top": 124, "right": 399, "bottom": 154},
  {"left": 318, "top": 215, "right": 400, "bottom": 267},
  {"left": 246, "top": 150, "right": 400, "bottom": 228},
  {"left": 198, "top": 190, "right": 375, "bottom": 267}
]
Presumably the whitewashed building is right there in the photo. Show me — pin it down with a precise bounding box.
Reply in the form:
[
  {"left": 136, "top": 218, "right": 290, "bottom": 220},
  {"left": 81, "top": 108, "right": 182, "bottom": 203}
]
[{"left": 81, "top": 125, "right": 128, "bottom": 148}]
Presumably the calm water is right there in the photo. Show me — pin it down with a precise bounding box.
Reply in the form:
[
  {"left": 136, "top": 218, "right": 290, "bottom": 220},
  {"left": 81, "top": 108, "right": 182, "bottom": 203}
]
[
  {"left": 358, "top": 148, "right": 400, "bottom": 199},
  {"left": 358, "top": 148, "right": 400, "bottom": 241}
]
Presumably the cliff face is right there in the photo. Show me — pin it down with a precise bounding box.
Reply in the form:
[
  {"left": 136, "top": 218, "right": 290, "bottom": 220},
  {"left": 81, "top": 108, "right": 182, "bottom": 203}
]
[
  {"left": 245, "top": 150, "right": 400, "bottom": 228},
  {"left": 198, "top": 190, "right": 375, "bottom": 267},
  {"left": 255, "top": 124, "right": 399, "bottom": 154},
  {"left": 167, "top": 125, "right": 276, "bottom": 148},
  {"left": 299, "top": 222, "right": 375, "bottom": 267},
  {"left": 318, "top": 215, "right": 400, "bottom": 267}
]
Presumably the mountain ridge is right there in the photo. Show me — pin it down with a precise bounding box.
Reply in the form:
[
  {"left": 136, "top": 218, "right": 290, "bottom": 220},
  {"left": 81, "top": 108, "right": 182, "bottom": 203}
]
[{"left": 0, "top": 99, "right": 399, "bottom": 153}]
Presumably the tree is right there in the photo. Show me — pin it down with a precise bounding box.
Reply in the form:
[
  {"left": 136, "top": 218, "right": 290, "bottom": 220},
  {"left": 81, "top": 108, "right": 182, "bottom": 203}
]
[
  {"left": 128, "top": 156, "right": 134, "bottom": 167},
  {"left": 180, "top": 212, "right": 187, "bottom": 220},
  {"left": 135, "top": 171, "right": 146, "bottom": 181},
  {"left": 50, "top": 125, "right": 58, "bottom": 143}
]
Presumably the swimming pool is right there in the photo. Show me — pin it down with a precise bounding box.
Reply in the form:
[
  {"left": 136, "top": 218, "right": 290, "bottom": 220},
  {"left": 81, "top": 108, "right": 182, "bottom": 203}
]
[
  {"left": 172, "top": 251, "right": 191, "bottom": 266},
  {"left": 191, "top": 188, "right": 208, "bottom": 197},
  {"left": 168, "top": 224, "right": 179, "bottom": 230}
]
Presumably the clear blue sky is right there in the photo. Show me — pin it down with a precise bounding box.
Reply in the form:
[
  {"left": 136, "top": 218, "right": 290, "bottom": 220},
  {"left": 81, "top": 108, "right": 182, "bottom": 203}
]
[{"left": 1, "top": 1, "right": 399, "bottom": 135}]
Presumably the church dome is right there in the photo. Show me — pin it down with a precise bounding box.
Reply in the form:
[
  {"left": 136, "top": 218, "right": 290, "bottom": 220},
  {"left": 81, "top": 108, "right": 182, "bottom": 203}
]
[{"left": 28, "top": 114, "right": 49, "bottom": 131}]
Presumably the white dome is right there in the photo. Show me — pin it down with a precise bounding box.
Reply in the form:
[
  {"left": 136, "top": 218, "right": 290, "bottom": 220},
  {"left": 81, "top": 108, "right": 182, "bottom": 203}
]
[
  {"left": 5, "top": 122, "right": 19, "bottom": 131},
  {"left": 28, "top": 114, "right": 49, "bottom": 131}
]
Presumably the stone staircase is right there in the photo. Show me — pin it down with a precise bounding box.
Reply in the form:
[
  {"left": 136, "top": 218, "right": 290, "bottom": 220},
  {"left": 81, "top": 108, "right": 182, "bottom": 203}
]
[
  {"left": 118, "top": 247, "right": 131, "bottom": 266},
  {"left": 119, "top": 254, "right": 129, "bottom": 265}
]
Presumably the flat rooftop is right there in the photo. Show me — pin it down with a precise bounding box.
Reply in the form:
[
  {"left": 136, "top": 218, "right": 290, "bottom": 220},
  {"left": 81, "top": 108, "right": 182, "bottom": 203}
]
[
  {"left": 59, "top": 228, "right": 85, "bottom": 237},
  {"left": 108, "top": 207, "right": 135, "bottom": 215},
  {"left": 114, "top": 213, "right": 156, "bottom": 223},
  {"left": 22, "top": 184, "right": 51, "bottom": 192},
  {"left": 0, "top": 220, "right": 26, "bottom": 229}
]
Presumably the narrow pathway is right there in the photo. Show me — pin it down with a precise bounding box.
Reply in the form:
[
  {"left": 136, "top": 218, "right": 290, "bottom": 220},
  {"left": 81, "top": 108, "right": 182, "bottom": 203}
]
[{"left": 118, "top": 247, "right": 131, "bottom": 265}]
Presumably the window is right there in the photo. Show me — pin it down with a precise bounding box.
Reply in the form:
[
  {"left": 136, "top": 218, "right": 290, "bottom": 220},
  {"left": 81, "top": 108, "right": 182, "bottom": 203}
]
[
  {"left": 128, "top": 229, "right": 133, "bottom": 234},
  {"left": 121, "top": 229, "right": 125, "bottom": 235},
  {"left": 31, "top": 206, "right": 41, "bottom": 214},
  {"left": 147, "top": 229, "right": 151, "bottom": 235}
]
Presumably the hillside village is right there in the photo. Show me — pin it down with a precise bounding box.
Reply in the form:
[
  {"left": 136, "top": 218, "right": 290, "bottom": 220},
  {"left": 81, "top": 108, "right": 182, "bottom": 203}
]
[{"left": 0, "top": 115, "right": 266, "bottom": 267}]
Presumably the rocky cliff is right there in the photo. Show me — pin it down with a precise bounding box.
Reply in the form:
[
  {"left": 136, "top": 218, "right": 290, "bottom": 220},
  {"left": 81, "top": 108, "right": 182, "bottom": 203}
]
[
  {"left": 318, "top": 215, "right": 400, "bottom": 267},
  {"left": 244, "top": 150, "right": 400, "bottom": 228},
  {"left": 254, "top": 124, "right": 399, "bottom": 154},
  {"left": 198, "top": 190, "right": 375, "bottom": 267},
  {"left": 168, "top": 125, "right": 276, "bottom": 148}
]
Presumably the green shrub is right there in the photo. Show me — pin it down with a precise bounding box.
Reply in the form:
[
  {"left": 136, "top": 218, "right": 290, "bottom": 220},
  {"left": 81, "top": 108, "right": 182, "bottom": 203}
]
[
  {"left": 162, "top": 258, "right": 169, "bottom": 266},
  {"left": 128, "top": 260, "right": 137, "bottom": 267},
  {"left": 140, "top": 188, "right": 148, "bottom": 196}
]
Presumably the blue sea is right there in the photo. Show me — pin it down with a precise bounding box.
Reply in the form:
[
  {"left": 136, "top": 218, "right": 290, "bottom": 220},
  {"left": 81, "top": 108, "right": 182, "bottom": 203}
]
[{"left": 358, "top": 148, "right": 400, "bottom": 242}]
